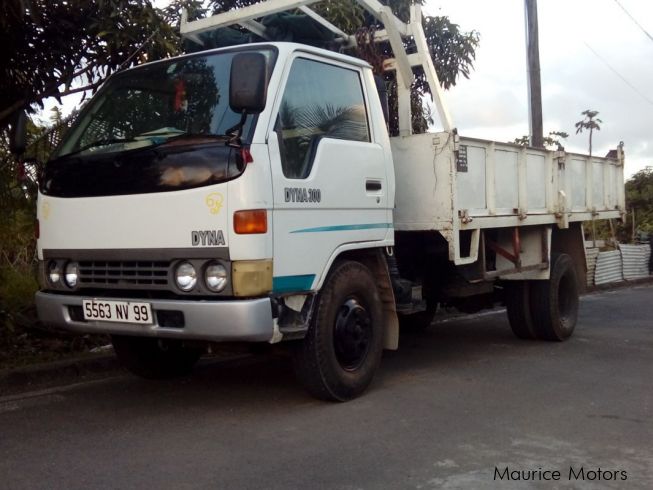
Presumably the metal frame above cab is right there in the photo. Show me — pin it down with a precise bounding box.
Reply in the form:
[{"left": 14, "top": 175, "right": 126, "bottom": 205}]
[{"left": 180, "top": 0, "right": 454, "bottom": 135}]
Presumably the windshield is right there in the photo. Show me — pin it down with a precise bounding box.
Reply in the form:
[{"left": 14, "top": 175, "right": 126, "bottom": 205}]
[{"left": 55, "top": 48, "right": 276, "bottom": 158}]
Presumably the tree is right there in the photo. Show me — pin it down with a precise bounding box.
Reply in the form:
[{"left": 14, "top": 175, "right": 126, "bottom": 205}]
[
  {"left": 575, "top": 109, "right": 602, "bottom": 156},
  {"left": 587, "top": 166, "right": 653, "bottom": 244},
  {"left": 624, "top": 167, "right": 653, "bottom": 236},
  {"left": 514, "top": 130, "right": 568, "bottom": 150},
  {"left": 0, "top": 0, "right": 199, "bottom": 129},
  {"left": 1, "top": 0, "right": 478, "bottom": 136},
  {"left": 205, "top": 0, "right": 480, "bottom": 135}
]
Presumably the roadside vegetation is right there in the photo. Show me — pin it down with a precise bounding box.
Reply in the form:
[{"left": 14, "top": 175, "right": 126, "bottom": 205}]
[
  {"left": 611, "top": 166, "right": 653, "bottom": 242},
  {"left": 0, "top": 117, "right": 109, "bottom": 369}
]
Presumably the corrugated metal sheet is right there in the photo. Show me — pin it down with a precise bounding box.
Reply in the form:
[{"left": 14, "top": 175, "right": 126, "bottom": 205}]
[
  {"left": 620, "top": 244, "right": 651, "bottom": 280},
  {"left": 594, "top": 250, "right": 623, "bottom": 285},
  {"left": 585, "top": 248, "right": 600, "bottom": 287}
]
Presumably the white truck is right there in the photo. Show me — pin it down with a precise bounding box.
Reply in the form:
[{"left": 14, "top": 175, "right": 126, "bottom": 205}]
[{"left": 24, "top": 0, "right": 625, "bottom": 400}]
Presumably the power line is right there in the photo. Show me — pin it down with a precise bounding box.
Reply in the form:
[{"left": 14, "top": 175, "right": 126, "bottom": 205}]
[
  {"left": 583, "top": 41, "right": 653, "bottom": 107},
  {"left": 612, "top": 0, "right": 653, "bottom": 43}
]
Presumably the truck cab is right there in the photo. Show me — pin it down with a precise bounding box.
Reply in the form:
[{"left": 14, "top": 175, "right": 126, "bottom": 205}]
[{"left": 35, "top": 43, "right": 396, "bottom": 397}]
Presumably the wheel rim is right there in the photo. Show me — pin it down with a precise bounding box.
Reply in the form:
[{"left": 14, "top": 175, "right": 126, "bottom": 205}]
[{"left": 333, "top": 297, "right": 372, "bottom": 371}]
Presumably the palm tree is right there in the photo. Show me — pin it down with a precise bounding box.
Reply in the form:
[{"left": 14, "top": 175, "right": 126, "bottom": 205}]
[{"left": 575, "top": 109, "right": 602, "bottom": 156}]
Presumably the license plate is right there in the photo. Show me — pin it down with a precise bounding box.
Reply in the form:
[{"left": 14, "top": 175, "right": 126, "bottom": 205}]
[{"left": 82, "top": 299, "right": 153, "bottom": 325}]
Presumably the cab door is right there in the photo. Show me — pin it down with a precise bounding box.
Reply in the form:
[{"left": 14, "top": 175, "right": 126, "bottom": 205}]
[{"left": 268, "top": 55, "right": 390, "bottom": 294}]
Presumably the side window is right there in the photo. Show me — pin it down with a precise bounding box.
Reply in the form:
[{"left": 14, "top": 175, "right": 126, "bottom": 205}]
[{"left": 276, "top": 58, "right": 370, "bottom": 179}]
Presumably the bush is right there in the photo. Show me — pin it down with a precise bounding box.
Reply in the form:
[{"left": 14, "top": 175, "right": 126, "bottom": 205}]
[{"left": 0, "top": 265, "right": 38, "bottom": 322}]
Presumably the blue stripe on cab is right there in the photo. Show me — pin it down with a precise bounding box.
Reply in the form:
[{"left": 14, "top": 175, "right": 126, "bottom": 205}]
[
  {"left": 273, "top": 274, "right": 316, "bottom": 293},
  {"left": 290, "top": 223, "right": 392, "bottom": 233}
]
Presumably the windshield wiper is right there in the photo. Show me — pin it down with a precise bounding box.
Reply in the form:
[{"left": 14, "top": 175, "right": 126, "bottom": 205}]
[
  {"left": 56, "top": 133, "right": 229, "bottom": 161},
  {"left": 155, "top": 133, "right": 231, "bottom": 147},
  {"left": 58, "top": 137, "right": 138, "bottom": 158},
  {"left": 166, "top": 133, "right": 229, "bottom": 141}
]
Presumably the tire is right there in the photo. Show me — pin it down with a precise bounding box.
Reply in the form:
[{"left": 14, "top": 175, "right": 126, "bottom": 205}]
[
  {"left": 399, "top": 305, "right": 437, "bottom": 332},
  {"left": 292, "top": 260, "right": 384, "bottom": 401},
  {"left": 504, "top": 281, "right": 539, "bottom": 340},
  {"left": 529, "top": 253, "right": 579, "bottom": 341},
  {"left": 111, "top": 335, "right": 202, "bottom": 379}
]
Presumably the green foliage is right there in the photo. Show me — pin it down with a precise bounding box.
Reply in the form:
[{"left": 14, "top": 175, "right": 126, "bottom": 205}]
[
  {"left": 589, "top": 167, "right": 653, "bottom": 244},
  {"left": 420, "top": 15, "right": 480, "bottom": 90},
  {"left": 514, "top": 131, "right": 568, "bottom": 150},
  {"left": 0, "top": 265, "right": 39, "bottom": 326},
  {"left": 575, "top": 109, "right": 602, "bottom": 156},
  {"left": 0, "top": 0, "right": 197, "bottom": 127},
  {"left": 625, "top": 167, "right": 653, "bottom": 235},
  {"left": 207, "top": 0, "right": 479, "bottom": 135},
  {"left": 398, "top": 15, "right": 479, "bottom": 135},
  {"left": 312, "top": 0, "right": 366, "bottom": 30},
  {"left": 0, "top": 158, "right": 39, "bottom": 348},
  {"left": 0, "top": 113, "right": 58, "bottom": 355},
  {"left": 575, "top": 109, "right": 602, "bottom": 132},
  {"left": 0, "top": 263, "right": 39, "bottom": 367},
  {"left": 1, "top": 0, "right": 478, "bottom": 133},
  {"left": 1, "top": 114, "right": 109, "bottom": 365}
]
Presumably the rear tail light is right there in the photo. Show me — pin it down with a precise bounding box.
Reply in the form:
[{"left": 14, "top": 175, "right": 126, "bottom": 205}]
[
  {"left": 35, "top": 219, "right": 40, "bottom": 239},
  {"left": 234, "top": 209, "right": 267, "bottom": 234}
]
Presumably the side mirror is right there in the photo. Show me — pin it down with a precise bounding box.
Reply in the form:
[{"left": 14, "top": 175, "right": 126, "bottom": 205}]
[
  {"left": 229, "top": 53, "right": 268, "bottom": 114},
  {"left": 10, "top": 110, "right": 28, "bottom": 156}
]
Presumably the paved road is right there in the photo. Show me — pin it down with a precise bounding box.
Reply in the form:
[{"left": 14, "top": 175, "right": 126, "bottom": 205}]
[{"left": 1, "top": 285, "right": 651, "bottom": 489}]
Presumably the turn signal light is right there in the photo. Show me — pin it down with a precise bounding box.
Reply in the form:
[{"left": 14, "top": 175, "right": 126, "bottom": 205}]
[{"left": 234, "top": 209, "right": 267, "bottom": 234}]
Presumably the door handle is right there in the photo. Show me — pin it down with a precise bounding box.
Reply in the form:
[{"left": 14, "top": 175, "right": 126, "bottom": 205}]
[{"left": 366, "top": 180, "right": 382, "bottom": 192}]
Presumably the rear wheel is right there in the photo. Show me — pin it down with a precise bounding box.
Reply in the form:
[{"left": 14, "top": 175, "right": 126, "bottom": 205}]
[
  {"left": 292, "top": 260, "right": 384, "bottom": 401},
  {"left": 529, "top": 253, "right": 579, "bottom": 341},
  {"left": 111, "top": 335, "right": 202, "bottom": 379},
  {"left": 504, "top": 281, "right": 539, "bottom": 339}
]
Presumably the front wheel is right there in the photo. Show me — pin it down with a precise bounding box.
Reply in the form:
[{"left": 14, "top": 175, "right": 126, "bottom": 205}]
[
  {"left": 292, "top": 260, "right": 384, "bottom": 401},
  {"left": 529, "top": 253, "right": 579, "bottom": 341},
  {"left": 111, "top": 335, "right": 203, "bottom": 379}
]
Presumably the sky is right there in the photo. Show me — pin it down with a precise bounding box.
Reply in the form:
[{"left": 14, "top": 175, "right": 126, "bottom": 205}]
[
  {"left": 423, "top": 0, "right": 653, "bottom": 177},
  {"left": 43, "top": 0, "right": 652, "bottom": 177}
]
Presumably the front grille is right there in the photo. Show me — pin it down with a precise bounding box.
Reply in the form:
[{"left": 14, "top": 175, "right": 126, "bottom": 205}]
[{"left": 79, "top": 260, "right": 170, "bottom": 289}]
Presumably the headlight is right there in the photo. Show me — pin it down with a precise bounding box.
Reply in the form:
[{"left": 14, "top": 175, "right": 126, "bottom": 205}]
[
  {"left": 64, "top": 261, "right": 79, "bottom": 288},
  {"left": 175, "top": 261, "right": 197, "bottom": 291},
  {"left": 204, "top": 262, "right": 228, "bottom": 292},
  {"left": 48, "top": 261, "right": 62, "bottom": 285}
]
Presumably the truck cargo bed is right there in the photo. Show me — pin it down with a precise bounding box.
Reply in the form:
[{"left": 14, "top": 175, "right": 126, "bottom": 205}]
[{"left": 392, "top": 132, "right": 625, "bottom": 264}]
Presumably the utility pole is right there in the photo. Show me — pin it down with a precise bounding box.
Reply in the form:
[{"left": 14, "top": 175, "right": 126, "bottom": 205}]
[{"left": 525, "top": 0, "right": 543, "bottom": 148}]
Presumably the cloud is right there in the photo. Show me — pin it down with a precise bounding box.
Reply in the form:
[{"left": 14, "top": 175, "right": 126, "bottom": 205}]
[{"left": 425, "top": 0, "right": 653, "bottom": 177}]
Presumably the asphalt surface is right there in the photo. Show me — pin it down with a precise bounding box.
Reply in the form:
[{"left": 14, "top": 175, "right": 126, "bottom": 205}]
[{"left": 1, "top": 284, "right": 651, "bottom": 489}]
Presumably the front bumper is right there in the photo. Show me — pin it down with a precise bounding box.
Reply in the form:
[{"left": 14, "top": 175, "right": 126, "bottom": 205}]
[{"left": 35, "top": 292, "right": 275, "bottom": 342}]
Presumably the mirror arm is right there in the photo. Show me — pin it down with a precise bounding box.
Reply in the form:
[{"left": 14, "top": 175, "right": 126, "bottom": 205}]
[
  {"left": 226, "top": 110, "right": 248, "bottom": 148},
  {"left": 9, "top": 110, "right": 28, "bottom": 156}
]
